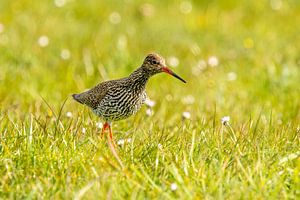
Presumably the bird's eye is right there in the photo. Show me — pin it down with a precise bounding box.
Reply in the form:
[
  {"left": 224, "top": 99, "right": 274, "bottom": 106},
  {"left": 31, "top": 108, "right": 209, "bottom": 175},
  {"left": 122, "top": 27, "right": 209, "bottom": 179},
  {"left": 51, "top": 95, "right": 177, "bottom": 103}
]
[{"left": 151, "top": 60, "right": 159, "bottom": 65}]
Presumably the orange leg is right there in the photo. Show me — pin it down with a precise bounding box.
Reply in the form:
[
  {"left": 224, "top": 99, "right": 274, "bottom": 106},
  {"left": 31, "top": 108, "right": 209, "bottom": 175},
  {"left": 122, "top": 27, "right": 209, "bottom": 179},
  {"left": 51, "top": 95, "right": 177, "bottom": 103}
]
[
  {"left": 101, "top": 122, "right": 110, "bottom": 138},
  {"left": 105, "top": 123, "right": 123, "bottom": 168},
  {"left": 101, "top": 122, "right": 116, "bottom": 147},
  {"left": 107, "top": 124, "right": 116, "bottom": 147}
]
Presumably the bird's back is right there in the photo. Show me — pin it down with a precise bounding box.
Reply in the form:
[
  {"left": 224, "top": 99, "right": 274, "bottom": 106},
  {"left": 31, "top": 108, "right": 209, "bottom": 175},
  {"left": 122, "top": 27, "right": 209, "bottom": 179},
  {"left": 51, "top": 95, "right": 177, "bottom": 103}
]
[
  {"left": 72, "top": 80, "right": 111, "bottom": 109},
  {"left": 73, "top": 77, "right": 147, "bottom": 121}
]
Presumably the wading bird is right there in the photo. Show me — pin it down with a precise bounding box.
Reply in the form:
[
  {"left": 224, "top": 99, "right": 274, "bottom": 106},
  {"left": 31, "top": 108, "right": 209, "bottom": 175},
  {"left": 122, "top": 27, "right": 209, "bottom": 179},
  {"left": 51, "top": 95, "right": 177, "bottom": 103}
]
[{"left": 73, "top": 53, "right": 186, "bottom": 166}]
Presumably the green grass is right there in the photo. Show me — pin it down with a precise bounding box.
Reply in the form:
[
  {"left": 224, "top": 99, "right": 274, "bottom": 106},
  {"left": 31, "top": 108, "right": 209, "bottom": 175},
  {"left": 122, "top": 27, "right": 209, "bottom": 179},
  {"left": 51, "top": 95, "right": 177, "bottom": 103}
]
[{"left": 1, "top": 0, "right": 300, "bottom": 199}]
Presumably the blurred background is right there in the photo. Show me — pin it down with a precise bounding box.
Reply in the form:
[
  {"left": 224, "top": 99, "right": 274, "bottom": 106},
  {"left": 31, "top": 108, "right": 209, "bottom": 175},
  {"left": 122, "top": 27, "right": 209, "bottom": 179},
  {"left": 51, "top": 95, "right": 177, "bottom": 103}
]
[{"left": 0, "top": 0, "right": 300, "bottom": 123}]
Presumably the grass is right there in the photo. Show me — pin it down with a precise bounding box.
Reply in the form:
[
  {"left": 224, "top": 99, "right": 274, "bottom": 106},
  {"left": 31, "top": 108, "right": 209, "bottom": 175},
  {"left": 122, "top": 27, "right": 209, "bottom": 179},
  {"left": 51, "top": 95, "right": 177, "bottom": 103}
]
[{"left": 0, "top": 0, "right": 300, "bottom": 199}]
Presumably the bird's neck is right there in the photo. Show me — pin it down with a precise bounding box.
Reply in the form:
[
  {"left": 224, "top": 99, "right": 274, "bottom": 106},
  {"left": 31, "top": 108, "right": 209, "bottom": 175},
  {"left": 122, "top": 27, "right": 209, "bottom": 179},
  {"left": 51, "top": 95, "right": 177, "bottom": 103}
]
[{"left": 128, "top": 67, "right": 151, "bottom": 89}]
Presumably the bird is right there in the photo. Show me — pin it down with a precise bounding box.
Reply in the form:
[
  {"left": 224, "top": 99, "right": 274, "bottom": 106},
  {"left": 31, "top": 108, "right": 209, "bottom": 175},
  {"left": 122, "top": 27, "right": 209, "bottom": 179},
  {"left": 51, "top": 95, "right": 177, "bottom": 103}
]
[{"left": 72, "top": 53, "right": 186, "bottom": 145}]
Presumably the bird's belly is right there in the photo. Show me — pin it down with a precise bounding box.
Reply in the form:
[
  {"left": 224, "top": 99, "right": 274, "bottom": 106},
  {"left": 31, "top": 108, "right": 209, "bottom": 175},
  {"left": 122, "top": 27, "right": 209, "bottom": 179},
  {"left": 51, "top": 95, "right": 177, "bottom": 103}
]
[{"left": 93, "top": 91, "right": 147, "bottom": 121}]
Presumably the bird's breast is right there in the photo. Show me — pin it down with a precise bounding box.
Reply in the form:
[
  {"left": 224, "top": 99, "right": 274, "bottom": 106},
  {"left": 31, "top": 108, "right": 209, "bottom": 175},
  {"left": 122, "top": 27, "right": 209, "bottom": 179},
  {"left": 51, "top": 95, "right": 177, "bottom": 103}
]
[{"left": 93, "top": 87, "right": 147, "bottom": 121}]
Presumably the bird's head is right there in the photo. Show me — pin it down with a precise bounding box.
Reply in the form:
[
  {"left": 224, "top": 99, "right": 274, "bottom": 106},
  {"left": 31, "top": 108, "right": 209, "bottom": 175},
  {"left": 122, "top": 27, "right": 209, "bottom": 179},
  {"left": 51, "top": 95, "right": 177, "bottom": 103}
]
[{"left": 142, "top": 53, "right": 186, "bottom": 83}]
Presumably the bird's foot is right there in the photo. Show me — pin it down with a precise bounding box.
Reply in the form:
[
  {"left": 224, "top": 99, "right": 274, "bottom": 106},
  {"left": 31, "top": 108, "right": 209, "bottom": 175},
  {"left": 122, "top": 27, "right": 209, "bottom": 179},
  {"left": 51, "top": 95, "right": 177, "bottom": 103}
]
[{"left": 106, "top": 131, "right": 124, "bottom": 169}]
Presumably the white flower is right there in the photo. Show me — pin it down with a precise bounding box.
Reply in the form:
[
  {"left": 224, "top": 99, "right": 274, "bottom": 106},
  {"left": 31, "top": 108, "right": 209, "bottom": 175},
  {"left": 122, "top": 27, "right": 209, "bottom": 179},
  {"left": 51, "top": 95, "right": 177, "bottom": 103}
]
[
  {"left": 180, "top": 1, "right": 192, "bottom": 14},
  {"left": 170, "top": 183, "right": 178, "bottom": 191},
  {"left": 38, "top": 35, "right": 49, "bottom": 47},
  {"left": 60, "top": 49, "right": 71, "bottom": 60},
  {"left": 117, "top": 138, "right": 132, "bottom": 146},
  {"left": 168, "top": 56, "right": 179, "bottom": 67},
  {"left": 117, "top": 139, "right": 125, "bottom": 146},
  {"left": 221, "top": 116, "right": 230, "bottom": 125},
  {"left": 96, "top": 122, "right": 103, "bottom": 129},
  {"left": 98, "top": 156, "right": 105, "bottom": 162},
  {"left": 82, "top": 127, "right": 86, "bottom": 134},
  {"left": 278, "top": 170, "right": 284, "bottom": 176},
  {"left": 54, "top": 0, "right": 66, "bottom": 7},
  {"left": 182, "top": 111, "right": 191, "bottom": 120},
  {"left": 109, "top": 12, "right": 121, "bottom": 24},
  {"left": 66, "top": 111, "right": 72, "bottom": 118},
  {"left": 208, "top": 56, "right": 219, "bottom": 67},
  {"left": 0, "top": 23, "right": 4, "bottom": 33},
  {"left": 158, "top": 143, "right": 163, "bottom": 150},
  {"left": 227, "top": 72, "right": 237, "bottom": 81},
  {"left": 146, "top": 108, "right": 153, "bottom": 117},
  {"left": 145, "top": 99, "right": 155, "bottom": 107},
  {"left": 126, "top": 138, "right": 132, "bottom": 143}
]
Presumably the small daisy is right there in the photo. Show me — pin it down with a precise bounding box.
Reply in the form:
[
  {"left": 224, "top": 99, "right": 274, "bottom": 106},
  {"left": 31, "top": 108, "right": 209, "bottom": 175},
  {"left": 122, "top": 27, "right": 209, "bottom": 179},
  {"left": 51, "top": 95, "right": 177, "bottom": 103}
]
[
  {"left": 38, "top": 35, "right": 49, "bottom": 47},
  {"left": 146, "top": 108, "right": 153, "bottom": 117},
  {"left": 168, "top": 56, "right": 179, "bottom": 67},
  {"left": 227, "top": 72, "right": 237, "bottom": 81},
  {"left": 117, "top": 139, "right": 125, "bottom": 146},
  {"left": 278, "top": 170, "right": 284, "bottom": 176},
  {"left": 117, "top": 138, "right": 132, "bottom": 146},
  {"left": 157, "top": 143, "right": 163, "bottom": 150},
  {"left": 145, "top": 99, "right": 155, "bottom": 107},
  {"left": 60, "top": 49, "right": 71, "bottom": 60},
  {"left": 221, "top": 116, "right": 230, "bottom": 126},
  {"left": 170, "top": 183, "right": 178, "bottom": 191},
  {"left": 208, "top": 56, "right": 219, "bottom": 67},
  {"left": 96, "top": 122, "right": 103, "bottom": 129},
  {"left": 182, "top": 111, "right": 191, "bottom": 120},
  {"left": 66, "top": 111, "right": 72, "bottom": 118}
]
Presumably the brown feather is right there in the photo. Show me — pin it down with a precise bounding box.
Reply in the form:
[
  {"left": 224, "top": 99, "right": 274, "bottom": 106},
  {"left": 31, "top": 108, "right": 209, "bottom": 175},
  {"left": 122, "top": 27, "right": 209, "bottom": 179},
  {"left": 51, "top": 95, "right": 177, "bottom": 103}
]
[{"left": 72, "top": 81, "right": 110, "bottom": 109}]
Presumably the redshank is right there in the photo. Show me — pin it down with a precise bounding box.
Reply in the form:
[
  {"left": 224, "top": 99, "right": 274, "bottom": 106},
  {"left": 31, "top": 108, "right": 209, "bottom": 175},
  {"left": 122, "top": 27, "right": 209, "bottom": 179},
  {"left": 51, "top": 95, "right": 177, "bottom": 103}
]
[{"left": 72, "top": 53, "right": 186, "bottom": 143}]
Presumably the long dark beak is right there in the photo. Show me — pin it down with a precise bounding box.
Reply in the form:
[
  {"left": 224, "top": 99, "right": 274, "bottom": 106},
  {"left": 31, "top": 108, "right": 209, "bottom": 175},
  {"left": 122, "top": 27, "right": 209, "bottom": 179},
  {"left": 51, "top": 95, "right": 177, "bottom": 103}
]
[{"left": 162, "top": 67, "right": 186, "bottom": 83}]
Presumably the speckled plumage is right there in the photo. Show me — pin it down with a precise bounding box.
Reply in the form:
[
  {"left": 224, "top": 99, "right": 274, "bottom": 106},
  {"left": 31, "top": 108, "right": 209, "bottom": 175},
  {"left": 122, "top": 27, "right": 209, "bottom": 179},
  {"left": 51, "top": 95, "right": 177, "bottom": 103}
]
[{"left": 73, "top": 53, "right": 186, "bottom": 123}]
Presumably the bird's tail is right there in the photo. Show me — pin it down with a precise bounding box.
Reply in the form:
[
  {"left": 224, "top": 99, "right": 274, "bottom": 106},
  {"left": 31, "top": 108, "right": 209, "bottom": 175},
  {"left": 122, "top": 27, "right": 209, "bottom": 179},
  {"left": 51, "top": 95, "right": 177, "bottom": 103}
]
[{"left": 72, "top": 93, "right": 84, "bottom": 104}]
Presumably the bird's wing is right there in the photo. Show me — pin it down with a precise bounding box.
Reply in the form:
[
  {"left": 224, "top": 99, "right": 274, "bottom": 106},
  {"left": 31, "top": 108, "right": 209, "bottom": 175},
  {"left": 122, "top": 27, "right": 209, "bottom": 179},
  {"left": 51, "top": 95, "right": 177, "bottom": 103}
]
[{"left": 73, "top": 81, "right": 111, "bottom": 109}]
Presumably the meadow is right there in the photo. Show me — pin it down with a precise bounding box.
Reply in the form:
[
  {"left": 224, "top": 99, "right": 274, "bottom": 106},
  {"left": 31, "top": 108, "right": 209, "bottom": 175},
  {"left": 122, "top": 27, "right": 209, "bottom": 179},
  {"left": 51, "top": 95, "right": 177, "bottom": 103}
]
[{"left": 0, "top": 0, "right": 300, "bottom": 199}]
